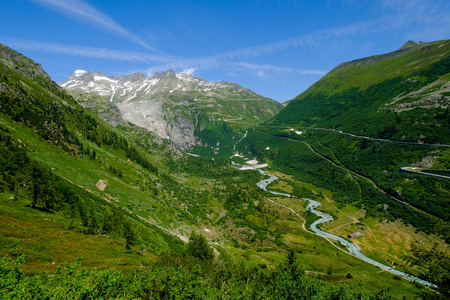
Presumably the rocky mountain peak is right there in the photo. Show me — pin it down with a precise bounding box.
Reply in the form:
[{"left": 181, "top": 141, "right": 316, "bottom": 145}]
[
  {"left": 130, "top": 72, "right": 147, "bottom": 81},
  {"left": 59, "top": 68, "right": 283, "bottom": 151},
  {"left": 0, "top": 43, "right": 51, "bottom": 81},
  {"left": 156, "top": 69, "right": 177, "bottom": 80},
  {"left": 400, "top": 40, "right": 425, "bottom": 50}
]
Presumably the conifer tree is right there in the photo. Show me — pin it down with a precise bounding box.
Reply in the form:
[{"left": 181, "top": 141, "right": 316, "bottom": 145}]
[
  {"left": 187, "top": 232, "right": 213, "bottom": 261},
  {"left": 123, "top": 221, "right": 135, "bottom": 249}
]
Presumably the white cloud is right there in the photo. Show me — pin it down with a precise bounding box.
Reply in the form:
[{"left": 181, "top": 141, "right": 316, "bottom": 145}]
[
  {"left": 204, "top": 1, "right": 449, "bottom": 62},
  {"left": 31, "top": 0, "right": 160, "bottom": 52},
  {"left": 233, "top": 62, "right": 327, "bottom": 75},
  {"left": 181, "top": 68, "right": 197, "bottom": 75},
  {"left": 4, "top": 37, "right": 327, "bottom": 78},
  {"left": 3, "top": 38, "right": 170, "bottom": 64},
  {"left": 379, "top": 0, "right": 450, "bottom": 40},
  {"left": 10, "top": 0, "right": 448, "bottom": 81},
  {"left": 208, "top": 18, "right": 383, "bottom": 61},
  {"left": 256, "top": 70, "right": 265, "bottom": 78}
]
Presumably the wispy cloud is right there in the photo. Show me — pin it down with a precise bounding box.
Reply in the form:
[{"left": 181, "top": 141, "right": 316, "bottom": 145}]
[
  {"left": 233, "top": 62, "right": 327, "bottom": 75},
  {"left": 182, "top": 68, "right": 197, "bottom": 76},
  {"left": 209, "top": 18, "right": 383, "bottom": 61},
  {"left": 3, "top": 38, "right": 170, "bottom": 64},
  {"left": 31, "top": 0, "right": 161, "bottom": 52},
  {"left": 141, "top": 19, "right": 385, "bottom": 75},
  {"left": 379, "top": 0, "right": 450, "bottom": 40},
  {"left": 8, "top": 0, "right": 447, "bottom": 81},
  {"left": 145, "top": 59, "right": 328, "bottom": 79},
  {"left": 0, "top": 34, "right": 338, "bottom": 79},
  {"left": 153, "top": 1, "right": 448, "bottom": 74},
  {"left": 204, "top": 0, "right": 449, "bottom": 62}
]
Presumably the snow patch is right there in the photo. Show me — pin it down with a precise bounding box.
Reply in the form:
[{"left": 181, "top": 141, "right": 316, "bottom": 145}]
[
  {"left": 62, "top": 82, "right": 79, "bottom": 89},
  {"left": 246, "top": 159, "right": 259, "bottom": 165},
  {"left": 94, "top": 76, "right": 117, "bottom": 83},
  {"left": 238, "top": 163, "right": 268, "bottom": 170},
  {"left": 126, "top": 93, "right": 137, "bottom": 102},
  {"left": 110, "top": 86, "right": 116, "bottom": 102},
  {"left": 74, "top": 70, "right": 87, "bottom": 76}
]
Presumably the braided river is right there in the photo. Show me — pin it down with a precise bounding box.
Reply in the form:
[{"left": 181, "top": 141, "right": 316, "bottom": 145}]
[{"left": 255, "top": 168, "right": 434, "bottom": 287}]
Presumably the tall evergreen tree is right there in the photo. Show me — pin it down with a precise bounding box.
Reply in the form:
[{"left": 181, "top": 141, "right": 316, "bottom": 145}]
[
  {"left": 123, "top": 221, "right": 135, "bottom": 250},
  {"left": 187, "top": 232, "right": 214, "bottom": 261}
]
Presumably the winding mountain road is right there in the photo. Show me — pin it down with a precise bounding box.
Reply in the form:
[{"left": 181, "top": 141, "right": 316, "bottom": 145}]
[
  {"left": 401, "top": 167, "right": 450, "bottom": 180},
  {"left": 255, "top": 130, "right": 439, "bottom": 219},
  {"left": 256, "top": 125, "right": 450, "bottom": 147}
]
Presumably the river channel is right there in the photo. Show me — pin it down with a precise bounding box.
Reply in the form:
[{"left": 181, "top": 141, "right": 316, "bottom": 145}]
[{"left": 255, "top": 168, "right": 434, "bottom": 287}]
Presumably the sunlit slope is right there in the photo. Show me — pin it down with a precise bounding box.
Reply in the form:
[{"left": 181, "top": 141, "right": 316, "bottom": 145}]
[
  {"left": 0, "top": 43, "right": 444, "bottom": 298},
  {"left": 269, "top": 40, "right": 450, "bottom": 144},
  {"left": 0, "top": 42, "right": 198, "bottom": 253},
  {"left": 239, "top": 40, "right": 450, "bottom": 244}
]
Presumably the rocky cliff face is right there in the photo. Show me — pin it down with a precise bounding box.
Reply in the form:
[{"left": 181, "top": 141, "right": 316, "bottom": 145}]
[
  {"left": 60, "top": 70, "right": 283, "bottom": 151},
  {"left": 0, "top": 44, "right": 51, "bottom": 81}
]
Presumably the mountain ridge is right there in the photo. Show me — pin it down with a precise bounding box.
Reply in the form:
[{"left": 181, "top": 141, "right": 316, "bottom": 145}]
[
  {"left": 60, "top": 69, "right": 283, "bottom": 154},
  {"left": 268, "top": 39, "right": 450, "bottom": 144},
  {"left": 298, "top": 39, "right": 449, "bottom": 98}
]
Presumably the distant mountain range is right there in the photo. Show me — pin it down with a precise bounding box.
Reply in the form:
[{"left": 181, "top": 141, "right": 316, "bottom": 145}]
[{"left": 60, "top": 69, "right": 283, "bottom": 155}]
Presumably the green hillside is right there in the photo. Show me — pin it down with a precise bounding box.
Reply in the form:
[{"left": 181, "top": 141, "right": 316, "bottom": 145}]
[
  {"left": 270, "top": 39, "right": 450, "bottom": 144},
  {"left": 237, "top": 40, "right": 449, "bottom": 242},
  {"left": 1, "top": 43, "right": 447, "bottom": 298}
]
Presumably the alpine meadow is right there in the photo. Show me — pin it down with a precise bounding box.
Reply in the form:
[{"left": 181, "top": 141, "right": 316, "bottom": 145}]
[{"left": 1, "top": 1, "right": 449, "bottom": 299}]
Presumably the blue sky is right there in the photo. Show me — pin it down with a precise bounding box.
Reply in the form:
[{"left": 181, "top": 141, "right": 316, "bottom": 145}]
[{"left": 1, "top": 0, "right": 449, "bottom": 102}]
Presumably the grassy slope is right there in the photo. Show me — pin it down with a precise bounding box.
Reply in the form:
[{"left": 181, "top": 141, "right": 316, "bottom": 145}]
[
  {"left": 295, "top": 39, "right": 450, "bottom": 97},
  {"left": 0, "top": 43, "right": 438, "bottom": 298},
  {"left": 0, "top": 195, "right": 156, "bottom": 275},
  {"left": 270, "top": 39, "right": 450, "bottom": 144},
  {"left": 181, "top": 95, "right": 284, "bottom": 158},
  {"left": 0, "top": 44, "right": 199, "bottom": 253},
  {"left": 246, "top": 40, "right": 449, "bottom": 241}
]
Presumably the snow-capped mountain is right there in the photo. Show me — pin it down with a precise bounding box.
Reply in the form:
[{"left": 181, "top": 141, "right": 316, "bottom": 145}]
[
  {"left": 60, "top": 69, "right": 269, "bottom": 103},
  {"left": 60, "top": 69, "right": 283, "bottom": 153}
]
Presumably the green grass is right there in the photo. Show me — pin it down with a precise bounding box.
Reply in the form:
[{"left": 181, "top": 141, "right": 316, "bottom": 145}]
[
  {"left": 299, "top": 40, "right": 450, "bottom": 97},
  {"left": 228, "top": 144, "right": 441, "bottom": 297},
  {"left": 0, "top": 42, "right": 445, "bottom": 299},
  {"left": 269, "top": 40, "right": 450, "bottom": 147},
  {"left": 0, "top": 194, "right": 155, "bottom": 274}
]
